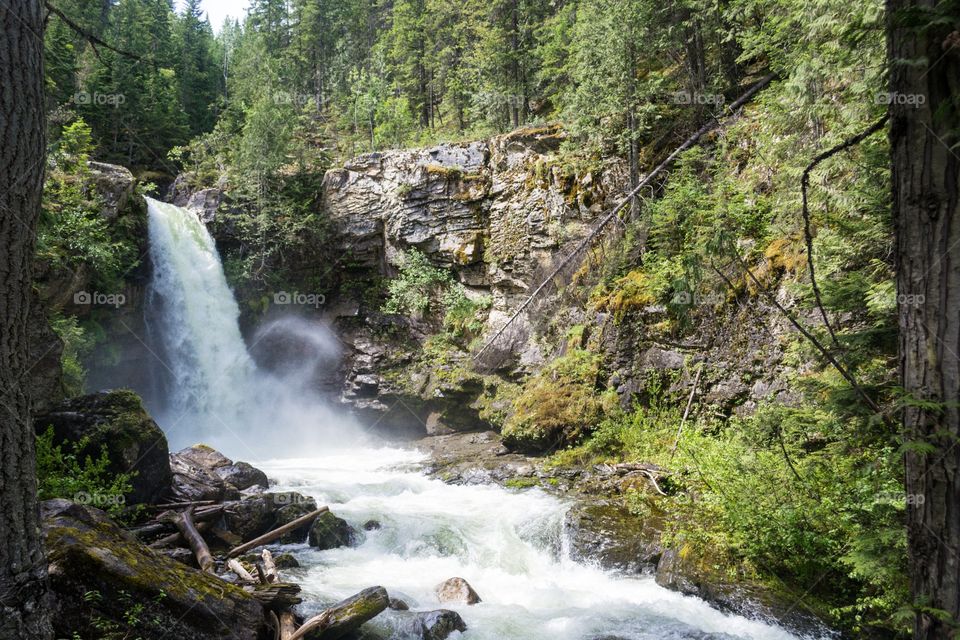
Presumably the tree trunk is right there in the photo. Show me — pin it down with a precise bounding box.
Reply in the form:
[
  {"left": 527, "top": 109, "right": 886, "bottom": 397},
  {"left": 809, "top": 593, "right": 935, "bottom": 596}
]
[
  {"left": 887, "top": 1, "right": 960, "bottom": 637},
  {"left": 0, "top": 1, "right": 52, "bottom": 638}
]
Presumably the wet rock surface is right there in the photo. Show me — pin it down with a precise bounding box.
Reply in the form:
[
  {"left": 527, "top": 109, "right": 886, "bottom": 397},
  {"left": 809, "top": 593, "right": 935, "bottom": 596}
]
[
  {"left": 434, "top": 577, "right": 481, "bottom": 605},
  {"left": 169, "top": 444, "right": 267, "bottom": 502},
  {"left": 308, "top": 511, "right": 359, "bottom": 550}
]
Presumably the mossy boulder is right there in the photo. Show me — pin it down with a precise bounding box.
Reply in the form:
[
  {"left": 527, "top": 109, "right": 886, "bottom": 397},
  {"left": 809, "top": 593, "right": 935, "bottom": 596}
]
[
  {"left": 41, "top": 499, "right": 267, "bottom": 639},
  {"left": 308, "top": 511, "right": 358, "bottom": 550},
  {"left": 34, "top": 390, "right": 172, "bottom": 505}
]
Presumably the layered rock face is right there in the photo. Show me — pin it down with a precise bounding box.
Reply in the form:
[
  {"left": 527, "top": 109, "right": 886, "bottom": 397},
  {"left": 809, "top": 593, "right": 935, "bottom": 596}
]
[
  {"left": 323, "top": 126, "right": 627, "bottom": 432},
  {"left": 323, "top": 124, "right": 623, "bottom": 303}
]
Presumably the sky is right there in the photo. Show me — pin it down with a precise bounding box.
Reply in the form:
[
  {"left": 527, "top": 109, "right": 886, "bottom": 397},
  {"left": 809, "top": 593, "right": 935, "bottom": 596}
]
[{"left": 178, "top": 0, "right": 250, "bottom": 31}]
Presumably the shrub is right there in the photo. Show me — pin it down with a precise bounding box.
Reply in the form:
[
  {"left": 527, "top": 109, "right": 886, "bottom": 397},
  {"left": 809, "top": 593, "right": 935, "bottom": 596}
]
[
  {"left": 36, "top": 426, "right": 137, "bottom": 521},
  {"left": 502, "top": 349, "right": 605, "bottom": 452}
]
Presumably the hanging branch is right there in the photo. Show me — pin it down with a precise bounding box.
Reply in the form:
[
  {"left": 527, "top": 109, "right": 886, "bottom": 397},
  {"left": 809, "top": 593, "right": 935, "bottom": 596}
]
[
  {"left": 799, "top": 115, "right": 889, "bottom": 350},
  {"left": 473, "top": 73, "right": 776, "bottom": 361},
  {"left": 45, "top": 3, "right": 148, "bottom": 66},
  {"left": 731, "top": 252, "right": 887, "bottom": 422}
]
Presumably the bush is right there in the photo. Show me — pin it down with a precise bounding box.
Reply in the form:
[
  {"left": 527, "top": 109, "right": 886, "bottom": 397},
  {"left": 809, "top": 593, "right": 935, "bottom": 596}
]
[
  {"left": 501, "top": 349, "right": 606, "bottom": 452},
  {"left": 36, "top": 426, "right": 137, "bottom": 521}
]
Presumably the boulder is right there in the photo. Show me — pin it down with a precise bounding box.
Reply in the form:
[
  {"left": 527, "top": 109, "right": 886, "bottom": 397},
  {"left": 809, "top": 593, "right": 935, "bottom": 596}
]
[
  {"left": 34, "top": 390, "right": 172, "bottom": 505},
  {"left": 308, "top": 511, "right": 358, "bottom": 550},
  {"left": 363, "top": 519, "right": 382, "bottom": 531},
  {"left": 216, "top": 461, "right": 269, "bottom": 491},
  {"left": 392, "top": 610, "right": 467, "bottom": 640},
  {"left": 169, "top": 445, "right": 268, "bottom": 502},
  {"left": 169, "top": 450, "right": 234, "bottom": 502},
  {"left": 272, "top": 493, "right": 319, "bottom": 543},
  {"left": 388, "top": 597, "right": 410, "bottom": 611},
  {"left": 434, "top": 577, "right": 481, "bottom": 605},
  {"left": 41, "top": 499, "right": 266, "bottom": 640},
  {"left": 563, "top": 502, "right": 663, "bottom": 575},
  {"left": 222, "top": 494, "right": 278, "bottom": 542}
]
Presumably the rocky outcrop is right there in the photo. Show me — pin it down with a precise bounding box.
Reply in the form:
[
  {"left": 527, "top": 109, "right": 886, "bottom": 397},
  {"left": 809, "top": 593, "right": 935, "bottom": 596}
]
[
  {"left": 169, "top": 444, "right": 269, "bottom": 502},
  {"left": 170, "top": 173, "right": 225, "bottom": 223},
  {"left": 34, "top": 390, "right": 172, "bottom": 505},
  {"left": 88, "top": 161, "right": 136, "bottom": 221},
  {"left": 42, "top": 499, "right": 267, "bottom": 640},
  {"left": 325, "top": 125, "right": 628, "bottom": 434}
]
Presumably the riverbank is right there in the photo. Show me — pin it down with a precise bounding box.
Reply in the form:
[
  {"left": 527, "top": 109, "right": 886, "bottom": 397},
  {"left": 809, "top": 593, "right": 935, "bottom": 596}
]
[{"left": 413, "top": 430, "right": 837, "bottom": 639}]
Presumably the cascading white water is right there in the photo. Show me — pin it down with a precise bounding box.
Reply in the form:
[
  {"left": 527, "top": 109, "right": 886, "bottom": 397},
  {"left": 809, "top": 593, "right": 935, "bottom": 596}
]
[
  {"left": 144, "top": 197, "right": 355, "bottom": 455},
  {"left": 144, "top": 196, "right": 818, "bottom": 640},
  {"left": 146, "top": 197, "right": 255, "bottom": 423},
  {"left": 259, "top": 451, "right": 814, "bottom": 640}
]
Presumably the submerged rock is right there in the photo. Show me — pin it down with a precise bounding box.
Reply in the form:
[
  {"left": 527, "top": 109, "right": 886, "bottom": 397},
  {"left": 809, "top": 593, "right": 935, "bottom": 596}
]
[
  {"left": 34, "top": 390, "right": 172, "bottom": 505},
  {"left": 388, "top": 597, "right": 410, "bottom": 610},
  {"left": 434, "top": 577, "right": 481, "bottom": 605},
  {"left": 394, "top": 609, "right": 467, "bottom": 640},
  {"left": 363, "top": 519, "right": 383, "bottom": 531},
  {"left": 42, "top": 499, "right": 266, "bottom": 640},
  {"left": 308, "top": 511, "right": 358, "bottom": 550},
  {"left": 563, "top": 501, "right": 663, "bottom": 575}
]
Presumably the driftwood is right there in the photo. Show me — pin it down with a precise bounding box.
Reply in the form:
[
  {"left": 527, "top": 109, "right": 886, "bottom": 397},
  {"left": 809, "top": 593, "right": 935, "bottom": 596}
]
[
  {"left": 147, "top": 500, "right": 216, "bottom": 510},
  {"left": 167, "top": 506, "right": 214, "bottom": 572},
  {"left": 252, "top": 582, "right": 303, "bottom": 609},
  {"left": 288, "top": 587, "right": 389, "bottom": 640},
  {"left": 134, "top": 504, "right": 226, "bottom": 539},
  {"left": 149, "top": 520, "right": 212, "bottom": 548},
  {"left": 227, "top": 558, "right": 257, "bottom": 583},
  {"left": 268, "top": 610, "right": 281, "bottom": 640},
  {"left": 279, "top": 612, "right": 297, "bottom": 640},
  {"left": 227, "top": 507, "right": 329, "bottom": 558},
  {"left": 261, "top": 549, "right": 279, "bottom": 583}
]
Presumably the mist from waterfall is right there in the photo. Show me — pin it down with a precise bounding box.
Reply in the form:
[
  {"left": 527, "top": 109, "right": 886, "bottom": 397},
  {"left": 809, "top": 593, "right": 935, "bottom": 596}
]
[{"left": 144, "top": 197, "right": 359, "bottom": 457}]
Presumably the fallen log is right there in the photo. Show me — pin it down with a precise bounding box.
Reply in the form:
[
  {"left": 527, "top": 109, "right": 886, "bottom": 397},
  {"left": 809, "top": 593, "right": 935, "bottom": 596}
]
[
  {"left": 279, "top": 612, "right": 297, "bottom": 640},
  {"left": 167, "top": 506, "right": 214, "bottom": 572},
  {"left": 268, "top": 611, "right": 281, "bottom": 640},
  {"left": 135, "top": 503, "right": 227, "bottom": 539},
  {"left": 149, "top": 520, "right": 212, "bottom": 548},
  {"left": 227, "top": 507, "right": 329, "bottom": 558},
  {"left": 262, "top": 549, "right": 279, "bottom": 584},
  {"left": 252, "top": 582, "right": 303, "bottom": 609},
  {"left": 228, "top": 558, "right": 257, "bottom": 583},
  {"left": 147, "top": 500, "right": 217, "bottom": 510},
  {"left": 288, "top": 586, "right": 389, "bottom": 640}
]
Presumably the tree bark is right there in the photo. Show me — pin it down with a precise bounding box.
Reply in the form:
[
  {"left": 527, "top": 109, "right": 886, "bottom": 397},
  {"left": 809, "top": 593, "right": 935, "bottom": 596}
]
[
  {"left": 887, "top": 1, "right": 960, "bottom": 637},
  {"left": 0, "top": 1, "right": 52, "bottom": 638}
]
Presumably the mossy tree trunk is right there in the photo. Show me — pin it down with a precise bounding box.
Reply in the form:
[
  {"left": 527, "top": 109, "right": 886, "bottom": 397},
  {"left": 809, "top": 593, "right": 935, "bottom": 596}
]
[
  {"left": 0, "top": 1, "right": 52, "bottom": 638},
  {"left": 888, "top": 0, "right": 960, "bottom": 637}
]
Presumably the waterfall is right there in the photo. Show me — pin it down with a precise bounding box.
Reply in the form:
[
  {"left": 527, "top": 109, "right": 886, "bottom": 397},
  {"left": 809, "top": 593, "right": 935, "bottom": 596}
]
[
  {"left": 146, "top": 197, "right": 254, "bottom": 421},
  {"left": 144, "top": 197, "right": 353, "bottom": 455}
]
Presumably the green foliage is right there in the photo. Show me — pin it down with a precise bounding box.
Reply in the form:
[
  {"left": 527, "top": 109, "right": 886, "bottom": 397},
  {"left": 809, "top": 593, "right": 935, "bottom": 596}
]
[
  {"left": 382, "top": 250, "right": 491, "bottom": 346},
  {"left": 49, "top": 313, "right": 96, "bottom": 396},
  {"left": 36, "top": 426, "right": 137, "bottom": 521},
  {"left": 38, "top": 120, "right": 135, "bottom": 288},
  {"left": 502, "top": 349, "right": 609, "bottom": 452}
]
